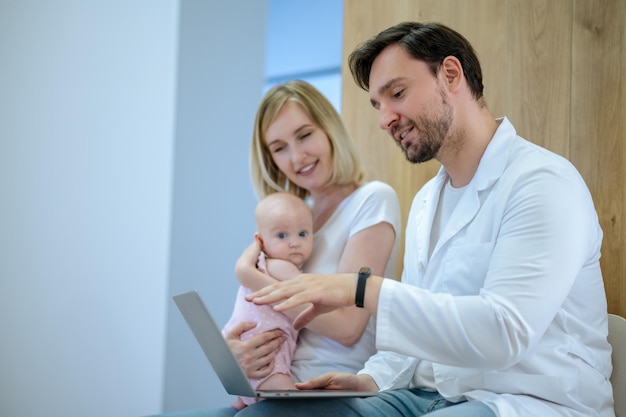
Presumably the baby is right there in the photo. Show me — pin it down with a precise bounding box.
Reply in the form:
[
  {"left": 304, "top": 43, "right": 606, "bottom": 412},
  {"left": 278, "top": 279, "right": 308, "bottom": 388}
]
[{"left": 222, "top": 192, "right": 314, "bottom": 408}]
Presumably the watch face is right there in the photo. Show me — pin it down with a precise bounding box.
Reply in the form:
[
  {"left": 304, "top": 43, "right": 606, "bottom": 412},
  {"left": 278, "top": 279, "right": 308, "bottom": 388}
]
[{"left": 359, "top": 267, "right": 371, "bottom": 275}]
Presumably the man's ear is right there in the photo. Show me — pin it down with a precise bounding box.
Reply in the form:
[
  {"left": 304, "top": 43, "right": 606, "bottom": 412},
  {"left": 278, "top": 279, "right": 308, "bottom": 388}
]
[{"left": 441, "top": 56, "right": 463, "bottom": 92}]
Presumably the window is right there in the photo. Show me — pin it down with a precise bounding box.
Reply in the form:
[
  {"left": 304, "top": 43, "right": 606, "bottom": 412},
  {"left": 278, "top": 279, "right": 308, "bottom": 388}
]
[{"left": 265, "top": 0, "right": 343, "bottom": 111}]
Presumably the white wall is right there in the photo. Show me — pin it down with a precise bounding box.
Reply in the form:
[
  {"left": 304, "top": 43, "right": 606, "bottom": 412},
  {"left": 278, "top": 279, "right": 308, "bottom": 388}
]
[
  {"left": 0, "top": 0, "right": 337, "bottom": 414},
  {"left": 0, "top": 2, "right": 178, "bottom": 416},
  {"left": 163, "top": 0, "right": 266, "bottom": 412}
]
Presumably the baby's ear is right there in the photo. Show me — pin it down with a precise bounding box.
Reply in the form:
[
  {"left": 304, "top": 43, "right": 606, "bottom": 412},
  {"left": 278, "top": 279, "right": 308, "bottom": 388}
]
[{"left": 254, "top": 232, "right": 264, "bottom": 249}]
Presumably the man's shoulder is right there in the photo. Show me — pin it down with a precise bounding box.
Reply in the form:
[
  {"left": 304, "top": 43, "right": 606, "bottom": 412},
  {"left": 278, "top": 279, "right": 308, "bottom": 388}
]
[{"left": 506, "top": 136, "right": 576, "bottom": 175}]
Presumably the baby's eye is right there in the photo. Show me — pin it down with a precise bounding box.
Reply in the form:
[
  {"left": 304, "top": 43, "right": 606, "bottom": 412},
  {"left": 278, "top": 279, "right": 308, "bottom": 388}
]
[
  {"left": 277, "top": 232, "right": 287, "bottom": 239},
  {"left": 299, "top": 231, "right": 309, "bottom": 238}
]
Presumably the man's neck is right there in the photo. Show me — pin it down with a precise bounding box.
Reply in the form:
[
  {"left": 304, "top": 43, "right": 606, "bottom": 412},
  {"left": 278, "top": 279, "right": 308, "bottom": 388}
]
[{"left": 438, "top": 108, "right": 499, "bottom": 188}]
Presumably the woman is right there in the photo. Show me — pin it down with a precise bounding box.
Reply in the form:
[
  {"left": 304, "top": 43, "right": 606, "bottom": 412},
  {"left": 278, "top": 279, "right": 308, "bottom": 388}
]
[{"left": 151, "top": 80, "right": 401, "bottom": 416}]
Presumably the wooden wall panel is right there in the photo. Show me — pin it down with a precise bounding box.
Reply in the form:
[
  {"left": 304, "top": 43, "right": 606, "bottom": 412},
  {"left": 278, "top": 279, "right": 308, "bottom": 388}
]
[
  {"left": 503, "top": 0, "right": 573, "bottom": 156},
  {"left": 571, "top": 0, "right": 625, "bottom": 316},
  {"left": 342, "top": 0, "right": 625, "bottom": 315}
]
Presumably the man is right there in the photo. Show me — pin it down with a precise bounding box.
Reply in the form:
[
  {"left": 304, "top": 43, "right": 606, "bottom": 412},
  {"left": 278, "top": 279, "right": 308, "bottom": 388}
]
[{"left": 247, "top": 21, "right": 615, "bottom": 417}]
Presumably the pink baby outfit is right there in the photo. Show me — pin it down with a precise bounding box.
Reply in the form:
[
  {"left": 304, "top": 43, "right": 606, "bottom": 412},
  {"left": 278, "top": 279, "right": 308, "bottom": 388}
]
[{"left": 222, "top": 252, "right": 299, "bottom": 406}]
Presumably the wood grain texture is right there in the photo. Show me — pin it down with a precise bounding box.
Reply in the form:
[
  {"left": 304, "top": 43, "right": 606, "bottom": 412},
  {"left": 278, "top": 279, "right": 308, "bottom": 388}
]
[
  {"left": 571, "top": 0, "right": 625, "bottom": 316},
  {"left": 342, "top": 0, "right": 625, "bottom": 314}
]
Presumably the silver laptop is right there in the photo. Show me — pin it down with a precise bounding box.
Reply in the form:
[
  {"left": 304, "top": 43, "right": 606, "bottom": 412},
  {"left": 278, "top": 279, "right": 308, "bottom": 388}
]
[{"left": 173, "top": 290, "right": 378, "bottom": 400}]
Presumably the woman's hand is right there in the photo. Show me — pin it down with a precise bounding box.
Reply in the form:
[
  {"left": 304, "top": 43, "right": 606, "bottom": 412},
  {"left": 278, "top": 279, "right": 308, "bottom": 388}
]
[
  {"left": 224, "top": 321, "right": 284, "bottom": 379},
  {"left": 295, "top": 372, "right": 379, "bottom": 392}
]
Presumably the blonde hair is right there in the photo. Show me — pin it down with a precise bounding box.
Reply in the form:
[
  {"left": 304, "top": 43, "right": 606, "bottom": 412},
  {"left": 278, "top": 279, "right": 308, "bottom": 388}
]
[{"left": 250, "top": 80, "right": 364, "bottom": 199}]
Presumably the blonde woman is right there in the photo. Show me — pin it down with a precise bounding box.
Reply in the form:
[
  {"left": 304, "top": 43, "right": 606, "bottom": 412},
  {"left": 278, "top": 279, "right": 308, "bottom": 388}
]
[{"left": 228, "top": 80, "right": 401, "bottom": 389}]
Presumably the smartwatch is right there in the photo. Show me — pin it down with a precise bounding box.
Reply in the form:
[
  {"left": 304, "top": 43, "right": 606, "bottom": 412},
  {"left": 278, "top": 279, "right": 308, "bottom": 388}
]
[{"left": 355, "top": 267, "right": 371, "bottom": 308}]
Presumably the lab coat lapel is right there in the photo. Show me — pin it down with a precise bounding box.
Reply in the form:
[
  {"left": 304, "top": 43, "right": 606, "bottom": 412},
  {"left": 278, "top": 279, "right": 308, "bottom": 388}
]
[
  {"left": 430, "top": 117, "right": 513, "bottom": 258},
  {"left": 415, "top": 168, "right": 447, "bottom": 270}
]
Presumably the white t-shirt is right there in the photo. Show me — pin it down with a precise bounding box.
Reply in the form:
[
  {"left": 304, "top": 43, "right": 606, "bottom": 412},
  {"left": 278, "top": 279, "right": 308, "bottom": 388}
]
[{"left": 290, "top": 180, "right": 401, "bottom": 382}]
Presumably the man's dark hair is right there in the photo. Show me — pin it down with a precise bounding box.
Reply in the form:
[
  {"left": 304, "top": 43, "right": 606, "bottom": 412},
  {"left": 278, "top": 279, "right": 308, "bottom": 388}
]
[{"left": 348, "top": 22, "right": 484, "bottom": 101}]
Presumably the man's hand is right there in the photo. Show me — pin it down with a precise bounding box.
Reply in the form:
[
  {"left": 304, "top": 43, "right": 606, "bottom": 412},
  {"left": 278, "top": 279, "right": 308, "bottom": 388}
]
[
  {"left": 295, "top": 372, "right": 379, "bottom": 392},
  {"left": 246, "top": 273, "right": 358, "bottom": 329},
  {"left": 224, "top": 321, "right": 284, "bottom": 379}
]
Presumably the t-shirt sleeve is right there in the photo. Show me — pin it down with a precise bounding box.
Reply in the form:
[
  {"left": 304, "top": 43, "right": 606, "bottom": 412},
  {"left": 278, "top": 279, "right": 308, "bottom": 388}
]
[{"left": 348, "top": 181, "right": 402, "bottom": 239}]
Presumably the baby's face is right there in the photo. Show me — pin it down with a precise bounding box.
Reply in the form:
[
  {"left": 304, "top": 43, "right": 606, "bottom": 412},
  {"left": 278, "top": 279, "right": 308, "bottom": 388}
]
[{"left": 259, "top": 210, "right": 313, "bottom": 267}]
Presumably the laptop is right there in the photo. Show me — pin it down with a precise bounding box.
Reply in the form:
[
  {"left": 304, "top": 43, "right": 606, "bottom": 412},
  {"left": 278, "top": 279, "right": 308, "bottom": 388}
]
[{"left": 173, "top": 290, "right": 378, "bottom": 399}]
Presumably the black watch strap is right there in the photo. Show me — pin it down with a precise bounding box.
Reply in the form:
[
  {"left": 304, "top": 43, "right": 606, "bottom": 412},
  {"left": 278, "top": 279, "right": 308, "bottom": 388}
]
[{"left": 355, "top": 267, "right": 371, "bottom": 308}]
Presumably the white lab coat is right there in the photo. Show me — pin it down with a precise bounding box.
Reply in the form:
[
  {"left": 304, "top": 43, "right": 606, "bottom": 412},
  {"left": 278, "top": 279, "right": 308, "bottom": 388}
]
[{"left": 359, "top": 118, "right": 615, "bottom": 417}]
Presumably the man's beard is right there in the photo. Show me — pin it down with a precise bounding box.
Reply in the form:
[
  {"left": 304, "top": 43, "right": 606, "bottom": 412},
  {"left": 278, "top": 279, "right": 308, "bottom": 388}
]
[{"left": 401, "top": 87, "right": 453, "bottom": 164}]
